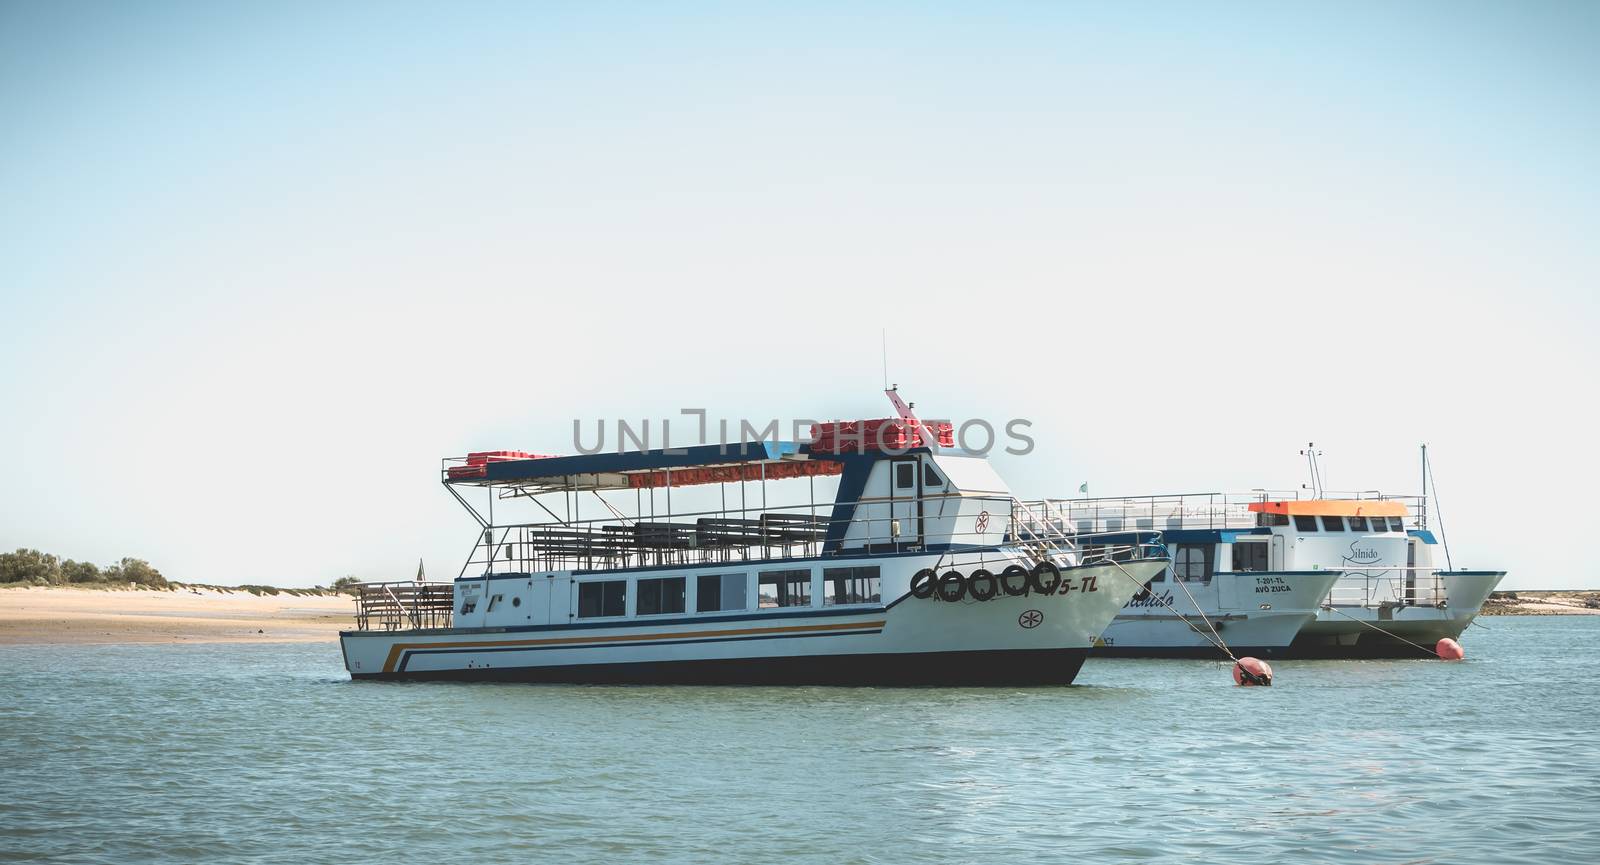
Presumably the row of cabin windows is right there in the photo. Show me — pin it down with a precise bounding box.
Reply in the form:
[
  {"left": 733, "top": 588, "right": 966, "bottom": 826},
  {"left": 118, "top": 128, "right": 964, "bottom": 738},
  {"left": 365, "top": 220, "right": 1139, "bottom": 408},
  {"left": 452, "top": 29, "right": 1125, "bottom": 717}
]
[
  {"left": 1290, "top": 515, "right": 1405, "bottom": 533},
  {"left": 574, "top": 566, "right": 883, "bottom": 619},
  {"left": 1158, "top": 541, "right": 1270, "bottom": 583}
]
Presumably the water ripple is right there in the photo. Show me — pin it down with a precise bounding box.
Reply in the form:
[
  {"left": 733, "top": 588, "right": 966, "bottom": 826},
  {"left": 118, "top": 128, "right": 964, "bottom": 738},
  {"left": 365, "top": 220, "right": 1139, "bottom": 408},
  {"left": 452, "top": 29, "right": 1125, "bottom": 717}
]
[{"left": 2, "top": 620, "right": 1599, "bottom": 863}]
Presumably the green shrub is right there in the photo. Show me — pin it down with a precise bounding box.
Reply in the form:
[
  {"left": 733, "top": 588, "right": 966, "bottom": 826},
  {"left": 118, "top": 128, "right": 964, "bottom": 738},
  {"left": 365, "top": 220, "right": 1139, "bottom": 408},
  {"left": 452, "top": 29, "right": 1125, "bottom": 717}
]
[
  {"left": 0, "top": 549, "right": 62, "bottom": 584},
  {"left": 61, "top": 560, "right": 102, "bottom": 583},
  {"left": 102, "top": 558, "right": 168, "bottom": 589}
]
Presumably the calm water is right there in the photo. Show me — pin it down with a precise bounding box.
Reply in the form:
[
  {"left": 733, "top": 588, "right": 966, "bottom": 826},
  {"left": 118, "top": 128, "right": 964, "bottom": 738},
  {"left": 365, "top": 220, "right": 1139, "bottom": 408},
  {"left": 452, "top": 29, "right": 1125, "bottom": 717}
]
[{"left": 3, "top": 618, "right": 1597, "bottom": 864}]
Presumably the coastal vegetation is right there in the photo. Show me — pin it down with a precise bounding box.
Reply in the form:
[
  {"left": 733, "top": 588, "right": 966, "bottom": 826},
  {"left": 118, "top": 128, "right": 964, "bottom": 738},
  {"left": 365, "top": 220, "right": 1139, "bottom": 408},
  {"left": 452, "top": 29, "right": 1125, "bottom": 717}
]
[
  {"left": 0, "top": 548, "right": 168, "bottom": 588},
  {"left": 0, "top": 548, "right": 360, "bottom": 595}
]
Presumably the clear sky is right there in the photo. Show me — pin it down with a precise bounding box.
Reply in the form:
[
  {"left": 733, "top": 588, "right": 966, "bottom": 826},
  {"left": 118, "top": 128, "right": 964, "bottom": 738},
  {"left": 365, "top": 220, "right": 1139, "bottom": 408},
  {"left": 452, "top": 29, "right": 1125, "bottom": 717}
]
[{"left": 2, "top": 1, "right": 1596, "bottom": 589}]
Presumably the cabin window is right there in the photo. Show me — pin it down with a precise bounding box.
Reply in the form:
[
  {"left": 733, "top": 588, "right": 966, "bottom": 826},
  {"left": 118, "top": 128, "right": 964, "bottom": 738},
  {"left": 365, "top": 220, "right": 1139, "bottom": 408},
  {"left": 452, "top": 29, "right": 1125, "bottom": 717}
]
[
  {"left": 1321, "top": 516, "right": 1345, "bottom": 532},
  {"left": 822, "top": 566, "right": 881, "bottom": 605},
  {"left": 636, "top": 577, "right": 686, "bottom": 616},
  {"left": 895, "top": 463, "right": 916, "bottom": 490},
  {"left": 1174, "top": 544, "right": 1213, "bottom": 583},
  {"left": 758, "top": 569, "right": 812, "bottom": 608},
  {"left": 1388, "top": 517, "right": 1405, "bottom": 532},
  {"left": 512, "top": 596, "right": 521, "bottom": 607},
  {"left": 923, "top": 464, "right": 943, "bottom": 487},
  {"left": 1293, "top": 515, "right": 1318, "bottom": 532},
  {"left": 1348, "top": 516, "right": 1369, "bottom": 531},
  {"left": 697, "top": 573, "right": 747, "bottom": 613},
  {"left": 459, "top": 600, "right": 477, "bottom": 615},
  {"left": 1258, "top": 513, "right": 1289, "bottom": 527},
  {"left": 486, "top": 594, "right": 503, "bottom": 613},
  {"left": 577, "top": 580, "right": 626, "bottom": 618},
  {"left": 1233, "top": 542, "right": 1269, "bottom": 572}
]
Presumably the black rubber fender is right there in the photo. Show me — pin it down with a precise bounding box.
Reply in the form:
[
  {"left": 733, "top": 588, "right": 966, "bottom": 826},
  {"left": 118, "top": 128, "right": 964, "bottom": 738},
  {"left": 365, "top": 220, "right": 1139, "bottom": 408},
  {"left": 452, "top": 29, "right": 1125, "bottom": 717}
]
[
  {"left": 910, "top": 568, "right": 939, "bottom": 599},
  {"left": 967, "top": 569, "right": 998, "bottom": 601},
  {"left": 999, "top": 565, "right": 1031, "bottom": 596},
  {"left": 1029, "top": 561, "right": 1062, "bottom": 595},
  {"left": 936, "top": 570, "right": 968, "bottom": 603}
]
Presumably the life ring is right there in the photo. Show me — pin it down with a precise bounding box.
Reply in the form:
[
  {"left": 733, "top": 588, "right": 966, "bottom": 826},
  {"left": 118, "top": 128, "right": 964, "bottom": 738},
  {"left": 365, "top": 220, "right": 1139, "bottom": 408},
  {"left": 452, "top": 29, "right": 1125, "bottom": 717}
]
[
  {"left": 910, "top": 568, "right": 939, "bottom": 599},
  {"left": 967, "top": 569, "right": 998, "bottom": 601},
  {"left": 936, "top": 570, "right": 968, "bottom": 603},
  {"left": 999, "top": 565, "right": 1031, "bottom": 596},
  {"left": 1029, "top": 561, "right": 1062, "bottom": 595}
]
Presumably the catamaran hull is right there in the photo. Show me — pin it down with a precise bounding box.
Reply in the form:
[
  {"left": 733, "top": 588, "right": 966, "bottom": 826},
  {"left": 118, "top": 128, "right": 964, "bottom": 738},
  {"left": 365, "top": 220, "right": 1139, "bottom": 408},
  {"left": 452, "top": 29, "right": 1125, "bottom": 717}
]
[
  {"left": 340, "top": 558, "right": 1161, "bottom": 686},
  {"left": 1089, "top": 569, "right": 1344, "bottom": 659},
  {"left": 1283, "top": 570, "right": 1507, "bottom": 658},
  {"left": 1090, "top": 612, "right": 1314, "bottom": 659}
]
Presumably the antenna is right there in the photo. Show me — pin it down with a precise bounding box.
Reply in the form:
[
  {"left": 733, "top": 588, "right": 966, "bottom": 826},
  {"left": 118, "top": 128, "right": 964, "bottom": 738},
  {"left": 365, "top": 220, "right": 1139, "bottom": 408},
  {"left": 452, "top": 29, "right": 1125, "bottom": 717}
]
[
  {"left": 1420, "top": 443, "right": 1428, "bottom": 529},
  {"left": 885, "top": 330, "right": 898, "bottom": 394}
]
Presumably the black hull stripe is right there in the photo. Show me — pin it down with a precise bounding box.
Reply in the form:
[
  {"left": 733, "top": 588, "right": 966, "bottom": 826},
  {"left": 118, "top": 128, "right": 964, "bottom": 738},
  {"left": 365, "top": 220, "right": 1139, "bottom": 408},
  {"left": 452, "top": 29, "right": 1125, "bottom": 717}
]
[
  {"left": 395, "top": 627, "right": 884, "bottom": 671},
  {"left": 356, "top": 647, "right": 1090, "bottom": 686}
]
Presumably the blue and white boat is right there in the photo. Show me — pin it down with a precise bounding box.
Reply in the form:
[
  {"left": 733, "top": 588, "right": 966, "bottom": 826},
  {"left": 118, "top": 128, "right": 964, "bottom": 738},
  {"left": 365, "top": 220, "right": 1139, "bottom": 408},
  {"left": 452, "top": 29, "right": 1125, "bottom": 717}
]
[
  {"left": 340, "top": 393, "right": 1167, "bottom": 685},
  {"left": 1033, "top": 494, "right": 1343, "bottom": 658},
  {"left": 1037, "top": 491, "right": 1505, "bottom": 658}
]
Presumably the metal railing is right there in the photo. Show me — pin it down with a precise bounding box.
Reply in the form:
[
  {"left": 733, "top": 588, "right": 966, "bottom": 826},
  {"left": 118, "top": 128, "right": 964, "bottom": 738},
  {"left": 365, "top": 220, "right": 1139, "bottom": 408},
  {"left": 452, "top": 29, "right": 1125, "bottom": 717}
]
[
  {"left": 353, "top": 580, "right": 454, "bottom": 631},
  {"left": 457, "top": 492, "right": 1162, "bottom": 577},
  {"left": 1326, "top": 567, "right": 1447, "bottom": 608},
  {"left": 1039, "top": 491, "right": 1429, "bottom": 534}
]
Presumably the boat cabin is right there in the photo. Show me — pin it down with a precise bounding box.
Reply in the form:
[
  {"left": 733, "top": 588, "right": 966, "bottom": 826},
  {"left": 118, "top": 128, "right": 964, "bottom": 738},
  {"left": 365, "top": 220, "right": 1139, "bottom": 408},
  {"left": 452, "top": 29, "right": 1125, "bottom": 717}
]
[{"left": 1039, "top": 492, "right": 1443, "bottom": 606}]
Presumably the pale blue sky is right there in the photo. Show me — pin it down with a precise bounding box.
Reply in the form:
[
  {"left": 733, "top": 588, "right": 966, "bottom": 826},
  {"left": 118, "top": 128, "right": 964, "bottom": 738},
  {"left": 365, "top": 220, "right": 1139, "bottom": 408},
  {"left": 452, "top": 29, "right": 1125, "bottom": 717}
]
[{"left": 2, "top": 1, "right": 1596, "bottom": 588}]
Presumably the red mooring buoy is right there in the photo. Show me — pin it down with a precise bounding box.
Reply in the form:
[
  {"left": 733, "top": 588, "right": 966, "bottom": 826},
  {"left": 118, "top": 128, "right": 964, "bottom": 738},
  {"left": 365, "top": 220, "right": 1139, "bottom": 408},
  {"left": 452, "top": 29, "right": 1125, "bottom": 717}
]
[
  {"left": 1233, "top": 657, "right": 1273, "bottom": 686},
  {"left": 1436, "top": 637, "right": 1465, "bottom": 660}
]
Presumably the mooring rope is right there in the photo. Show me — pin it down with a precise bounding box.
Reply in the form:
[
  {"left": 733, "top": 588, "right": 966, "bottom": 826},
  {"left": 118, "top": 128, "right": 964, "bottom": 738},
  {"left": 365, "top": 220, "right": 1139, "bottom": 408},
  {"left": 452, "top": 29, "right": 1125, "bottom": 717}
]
[{"left": 1160, "top": 555, "right": 1233, "bottom": 659}]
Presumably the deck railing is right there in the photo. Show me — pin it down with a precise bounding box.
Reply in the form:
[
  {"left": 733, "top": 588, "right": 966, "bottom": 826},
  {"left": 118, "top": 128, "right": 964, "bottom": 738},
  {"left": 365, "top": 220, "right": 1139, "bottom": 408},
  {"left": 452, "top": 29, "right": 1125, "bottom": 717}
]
[
  {"left": 457, "top": 492, "right": 1162, "bottom": 577},
  {"left": 1327, "top": 567, "right": 1447, "bottom": 608},
  {"left": 1039, "top": 491, "right": 1429, "bottom": 534},
  {"left": 353, "top": 580, "right": 454, "bottom": 631}
]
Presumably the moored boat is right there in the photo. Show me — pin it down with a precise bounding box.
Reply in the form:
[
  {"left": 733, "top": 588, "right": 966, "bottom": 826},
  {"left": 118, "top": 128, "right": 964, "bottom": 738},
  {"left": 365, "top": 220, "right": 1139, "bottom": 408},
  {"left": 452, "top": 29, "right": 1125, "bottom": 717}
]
[
  {"left": 1261, "top": 497, "right": 1506, "bottom": 658},
  {"left": 340, "top": 394, "right": 1167, "bottom": 685},
  {"left": 1035, "top": 490, "right": 1505, "bottom": 659},
  {"left": 1034, "top": 494, "right": 1344, "bottom": 658}
]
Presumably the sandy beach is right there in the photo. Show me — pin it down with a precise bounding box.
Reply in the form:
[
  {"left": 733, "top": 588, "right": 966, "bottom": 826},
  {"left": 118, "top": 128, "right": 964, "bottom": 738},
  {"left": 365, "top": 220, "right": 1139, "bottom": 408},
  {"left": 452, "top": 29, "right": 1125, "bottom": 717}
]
[{"left": 0, "top": 586, "right": 356, "bottom": 645}]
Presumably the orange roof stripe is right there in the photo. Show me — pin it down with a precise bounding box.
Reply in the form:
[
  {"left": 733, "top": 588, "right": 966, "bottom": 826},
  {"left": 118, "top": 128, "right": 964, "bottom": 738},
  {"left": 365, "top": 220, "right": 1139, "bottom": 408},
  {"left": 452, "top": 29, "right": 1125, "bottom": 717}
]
[{"left": 1247, "top": 500, "right": 1408, "bottom": 518}]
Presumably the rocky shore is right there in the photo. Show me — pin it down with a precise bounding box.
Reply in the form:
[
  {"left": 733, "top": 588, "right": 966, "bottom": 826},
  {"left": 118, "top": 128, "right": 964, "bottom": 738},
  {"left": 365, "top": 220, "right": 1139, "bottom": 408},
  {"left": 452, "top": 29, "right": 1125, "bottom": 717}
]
[{"left": 1480, "top": 590, "right": 1600, "bottom": 616}]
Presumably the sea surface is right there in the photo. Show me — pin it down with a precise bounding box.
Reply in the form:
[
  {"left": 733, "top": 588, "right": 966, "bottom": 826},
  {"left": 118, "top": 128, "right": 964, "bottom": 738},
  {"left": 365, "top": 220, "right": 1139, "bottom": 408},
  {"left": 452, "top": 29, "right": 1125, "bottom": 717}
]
[{"left": 3, "top": 617, "right": 1597, "bottom": 864}]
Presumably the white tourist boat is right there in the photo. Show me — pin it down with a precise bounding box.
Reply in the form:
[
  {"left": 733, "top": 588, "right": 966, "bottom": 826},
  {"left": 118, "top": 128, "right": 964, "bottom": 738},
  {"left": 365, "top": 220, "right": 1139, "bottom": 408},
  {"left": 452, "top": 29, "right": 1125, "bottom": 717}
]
[
  {"left": 1029, "top": 494, "right": 1343, "bottom": 658},
  {"left": 1034, "top": 490, "right": 1505, "bottom": 658},
  {"left": 340, "top": 394, "right": 1167, "bottom": 684}
]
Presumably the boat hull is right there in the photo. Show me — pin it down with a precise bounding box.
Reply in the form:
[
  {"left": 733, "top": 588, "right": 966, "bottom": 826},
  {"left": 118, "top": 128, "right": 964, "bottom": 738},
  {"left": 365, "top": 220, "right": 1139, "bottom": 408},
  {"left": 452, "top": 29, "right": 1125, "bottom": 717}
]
[
  {"left": 1090, "top": 569, "right": 1343, "bottom": 659},
  {"left": 1282, "top": 570, "right": 1507, "bottom": 658},
  {"left": 349, "top": 646, "right": 1090, "bottom": 686},
  {"left": 340, "top": 558, "right": 1162, "bottom": 686}
]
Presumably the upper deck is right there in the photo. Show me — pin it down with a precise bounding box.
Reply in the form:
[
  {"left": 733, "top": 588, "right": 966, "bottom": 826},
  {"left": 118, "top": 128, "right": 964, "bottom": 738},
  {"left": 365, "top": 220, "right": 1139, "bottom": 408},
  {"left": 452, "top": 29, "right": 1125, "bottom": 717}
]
[
  {"left": 1037, "top": 490, "right": 1427, "bottom": 536},
  {"left": 431, "top": 420, "right": 1157, "bottom": 582}
]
